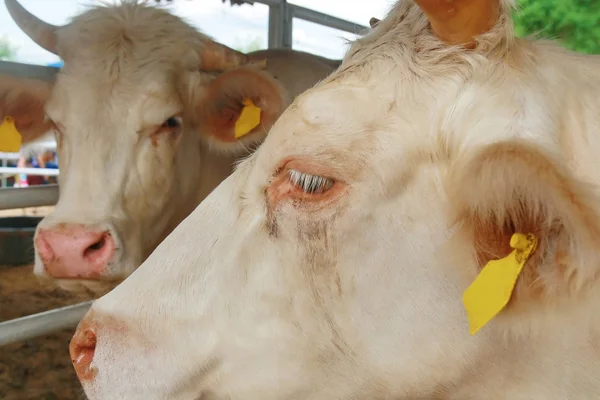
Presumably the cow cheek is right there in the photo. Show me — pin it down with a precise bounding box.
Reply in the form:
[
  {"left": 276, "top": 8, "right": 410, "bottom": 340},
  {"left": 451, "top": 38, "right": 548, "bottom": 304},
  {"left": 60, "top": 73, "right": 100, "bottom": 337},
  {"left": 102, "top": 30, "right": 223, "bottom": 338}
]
[{"left": 124, "top": 138, "right": 178, "bottom": 218}]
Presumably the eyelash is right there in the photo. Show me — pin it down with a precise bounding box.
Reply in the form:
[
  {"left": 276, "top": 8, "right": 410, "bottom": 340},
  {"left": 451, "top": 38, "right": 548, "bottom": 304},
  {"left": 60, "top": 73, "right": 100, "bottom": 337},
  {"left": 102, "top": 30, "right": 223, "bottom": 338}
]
[{"left": 288, "top": 169, "right": 334, "bottom": 194}]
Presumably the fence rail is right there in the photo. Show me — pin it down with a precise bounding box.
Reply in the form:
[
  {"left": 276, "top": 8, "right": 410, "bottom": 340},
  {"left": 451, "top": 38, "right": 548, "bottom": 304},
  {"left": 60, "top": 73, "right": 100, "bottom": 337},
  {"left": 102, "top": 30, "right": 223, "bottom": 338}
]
[
  {"left": 0, "top": 60, "right": 58, "bottom": 82},
  {"left": 0, "top": 184, "right": 59, "bottom": 210},
  {"left": 0, "top": 167, "right": 59, "bottom": 176},
  {"left": 0, "top": 302, "right": 92, "bottom": 347},
  {"left": 0, "top": 0, "right": 369, "bottom": 347},
  {"left": 0, "top": 152, "right": 21, "bottom": 161},
  {"left": 249, "top": 0, "right": 368, "bottom": 48},
  {"left": 290, "top": 3, "right": 368, "bottom": 34}
]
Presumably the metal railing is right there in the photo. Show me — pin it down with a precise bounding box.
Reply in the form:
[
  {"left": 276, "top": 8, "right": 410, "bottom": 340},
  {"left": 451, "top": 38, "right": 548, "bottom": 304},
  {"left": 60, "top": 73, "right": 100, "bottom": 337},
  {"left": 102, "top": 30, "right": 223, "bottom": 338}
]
[
  {"left": 0, "top": 184, "right": 59, "bottom": 210},
  {"left": 0, "top": 0, "right": 370, "bottom": 346},
  {"left": 0, "top": 144, "right": 59, "bottom": 187},
  {"left": 250, "top": 0, "right": 368, "bottom": 48},
  {"left": 0, "top": 60, "right": 59, "bottom": 82},
  {"left": 0, "top": 167, "right": 59, "bottom": 176},
  {"left": 0, "top": 302, "right": 92, "bottom": 347}
]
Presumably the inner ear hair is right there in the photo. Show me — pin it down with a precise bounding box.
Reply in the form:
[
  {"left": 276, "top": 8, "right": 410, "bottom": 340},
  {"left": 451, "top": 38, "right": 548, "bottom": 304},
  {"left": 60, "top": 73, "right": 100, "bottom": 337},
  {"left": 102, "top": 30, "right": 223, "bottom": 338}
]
[{"left": 449, "top": 140, "right": 600, "bottom": 303}]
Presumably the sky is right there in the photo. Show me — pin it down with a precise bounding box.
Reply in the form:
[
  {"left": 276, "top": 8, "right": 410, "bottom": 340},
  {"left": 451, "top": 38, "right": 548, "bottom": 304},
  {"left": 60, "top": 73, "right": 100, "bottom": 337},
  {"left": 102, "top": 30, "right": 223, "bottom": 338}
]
[{"left": 0, "top": 0, "right": 396, "bottom": 66}]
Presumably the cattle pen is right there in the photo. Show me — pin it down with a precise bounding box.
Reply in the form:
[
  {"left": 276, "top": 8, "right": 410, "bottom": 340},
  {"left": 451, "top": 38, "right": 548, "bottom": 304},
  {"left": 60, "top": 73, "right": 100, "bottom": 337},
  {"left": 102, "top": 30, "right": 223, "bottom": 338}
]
[{"left": 0, "top": 0, "right": 368, "bottom": 396}]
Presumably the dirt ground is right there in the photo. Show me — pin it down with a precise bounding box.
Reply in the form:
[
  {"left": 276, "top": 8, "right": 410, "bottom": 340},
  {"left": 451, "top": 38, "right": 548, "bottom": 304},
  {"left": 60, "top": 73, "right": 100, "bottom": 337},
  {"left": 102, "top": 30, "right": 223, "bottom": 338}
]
[{"left": 0, "top": 206, "right": 97, "bottom": 399}]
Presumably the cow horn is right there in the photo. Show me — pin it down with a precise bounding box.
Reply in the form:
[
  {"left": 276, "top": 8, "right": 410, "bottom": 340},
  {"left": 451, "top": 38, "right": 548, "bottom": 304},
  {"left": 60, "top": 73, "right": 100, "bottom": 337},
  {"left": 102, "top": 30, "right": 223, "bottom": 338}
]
[
  {"left": 369, "top": 17, "right": 380, "bottom": 28},
  {"left": 413, "top": 0, "right": 500, "bottom": 46},
  {"left": 5, "top": 0, "right": 60, "bottom": 55},
  {"left": 198, "top": 39, "right": 251, "bottom": 72}
]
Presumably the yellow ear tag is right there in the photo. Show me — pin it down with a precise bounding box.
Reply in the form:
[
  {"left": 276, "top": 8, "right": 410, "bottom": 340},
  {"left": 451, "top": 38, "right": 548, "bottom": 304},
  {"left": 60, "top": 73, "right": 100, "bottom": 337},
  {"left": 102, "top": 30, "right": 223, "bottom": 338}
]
[
  {"left": 462, "top": 232, "right": 537, "bottom": 335},
  {"left": 0, "top": 116, "right": 22, "bottom": 153},
  {"left": 234, "top": 99, "right": 261, "bottom": 139}
]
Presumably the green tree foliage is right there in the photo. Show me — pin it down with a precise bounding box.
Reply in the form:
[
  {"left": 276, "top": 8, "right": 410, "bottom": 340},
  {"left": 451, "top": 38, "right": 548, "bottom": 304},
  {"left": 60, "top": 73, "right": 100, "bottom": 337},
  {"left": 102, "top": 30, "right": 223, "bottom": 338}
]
[
  {"left": 232, "top": 36, "right": 264, "bottom": 53},
  {"left": 0, "top": 36, "right": 18, "bottom": 60},
  {"left": 513, "top": 0, "right": 600, "bottom": 54}
]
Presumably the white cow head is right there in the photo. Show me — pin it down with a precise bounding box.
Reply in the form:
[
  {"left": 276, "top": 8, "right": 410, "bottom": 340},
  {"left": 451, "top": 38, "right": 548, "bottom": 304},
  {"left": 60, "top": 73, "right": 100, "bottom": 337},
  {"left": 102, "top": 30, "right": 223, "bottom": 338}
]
[
  {"left": 69, "top": 0, "right": 600, "bottom": 398},
  {"left": 1, "top": 0, "right": 287, "bottom": 292}
]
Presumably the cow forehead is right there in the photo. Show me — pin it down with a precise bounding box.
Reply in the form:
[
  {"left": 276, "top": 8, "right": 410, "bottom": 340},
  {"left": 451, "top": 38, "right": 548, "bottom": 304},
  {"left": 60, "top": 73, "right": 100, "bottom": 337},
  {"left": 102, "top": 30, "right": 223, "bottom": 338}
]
[
  {"left": 43, "top": 2, "right": 206, "bottom": 121},
  {"left": 267, "top": 82, "right": 395, "bottom": 146},
  {"left": 56, "top": 2, "right": 204, "bottom": 68},
  {"left": 45, "top": 66, "right": 183, "bottom": 130},
  {"left": 297, "top": 85, "right": 377, "bottom": 125},
  {"left": 259, "top": 65, "right": 547, "bottom": 180}
]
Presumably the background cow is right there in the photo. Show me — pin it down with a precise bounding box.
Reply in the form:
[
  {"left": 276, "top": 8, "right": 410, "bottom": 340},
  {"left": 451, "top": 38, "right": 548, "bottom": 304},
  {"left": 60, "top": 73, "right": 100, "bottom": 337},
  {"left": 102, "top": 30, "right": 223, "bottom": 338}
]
[
  {"left": 69, "top": 0, "right": 600, "bottom": 398},
  {"left": 0, "top": 0, "right": 341, "bottom": 293}
]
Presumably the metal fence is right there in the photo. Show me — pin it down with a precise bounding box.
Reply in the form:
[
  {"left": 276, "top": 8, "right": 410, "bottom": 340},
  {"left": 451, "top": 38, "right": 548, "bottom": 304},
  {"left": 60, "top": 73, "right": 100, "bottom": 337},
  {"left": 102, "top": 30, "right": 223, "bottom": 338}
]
[{"left": 0, "top": 0, "right": 369, "bottom": 347}]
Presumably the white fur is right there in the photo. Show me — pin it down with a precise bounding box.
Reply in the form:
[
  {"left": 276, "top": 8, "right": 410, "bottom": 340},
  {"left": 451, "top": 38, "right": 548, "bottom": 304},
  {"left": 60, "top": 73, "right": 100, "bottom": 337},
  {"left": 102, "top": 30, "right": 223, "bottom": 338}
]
[{"left": 79, "top": 0, "right": 600, "bottom": 398}]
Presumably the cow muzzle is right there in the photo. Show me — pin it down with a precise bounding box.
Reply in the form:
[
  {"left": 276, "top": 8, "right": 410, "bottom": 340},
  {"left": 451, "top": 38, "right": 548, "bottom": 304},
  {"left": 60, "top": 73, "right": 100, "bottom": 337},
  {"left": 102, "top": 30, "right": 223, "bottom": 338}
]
[{"left": 35, "top": 222, "right": 121, "bottom": 280}]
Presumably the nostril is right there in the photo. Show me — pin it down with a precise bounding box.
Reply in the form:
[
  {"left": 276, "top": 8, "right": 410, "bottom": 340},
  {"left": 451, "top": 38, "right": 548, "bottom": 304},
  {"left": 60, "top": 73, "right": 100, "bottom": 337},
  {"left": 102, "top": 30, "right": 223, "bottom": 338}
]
[
  {"left": 82, "top": 232, "right": 113, "bottom": 263},
  {"left": 70, "top": 328, "right": 97, "bottom": 380},
  {"left": 75, "top": 329, "right": 96, "bottom": 360},
  {"left": 36, "top": 225, "right": 117, "bottom": 279},
  {"left": 85, "top": 235, "right": 107, "bottom": 254}
]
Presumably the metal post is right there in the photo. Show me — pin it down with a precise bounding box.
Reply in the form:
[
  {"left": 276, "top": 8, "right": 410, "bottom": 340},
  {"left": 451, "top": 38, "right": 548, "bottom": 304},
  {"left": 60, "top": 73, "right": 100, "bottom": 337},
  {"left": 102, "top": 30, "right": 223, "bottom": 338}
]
[
  {"left": 1, "top": 158, "right": 6, "bottom": 188},
  {"left": 268, "top": 4, "right": 282, "bottom": 48},
  {"left": 0, "top": 184, "right": 59, "bottom": 210},
  {"left": 0, "top": 153, "right": 19, "bottom": 189},
  {"left": 281, "top": 0, "right": 292, "bottom": 49},
  {"left": 0, "top": 301, "right": 92, "bottom": 347},
  {"left": 267, "top": 0, "right": 292, "bottom": 49}
]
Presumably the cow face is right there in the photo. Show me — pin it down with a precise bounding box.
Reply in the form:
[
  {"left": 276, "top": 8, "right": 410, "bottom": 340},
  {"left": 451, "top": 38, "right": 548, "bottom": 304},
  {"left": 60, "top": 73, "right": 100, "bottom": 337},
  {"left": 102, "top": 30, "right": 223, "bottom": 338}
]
[
  {"left": 1, "top": 0, "right": 285, "bottom": 292},
  {"left": 68, "top": 1, "right": 600, "bottom": 399}
]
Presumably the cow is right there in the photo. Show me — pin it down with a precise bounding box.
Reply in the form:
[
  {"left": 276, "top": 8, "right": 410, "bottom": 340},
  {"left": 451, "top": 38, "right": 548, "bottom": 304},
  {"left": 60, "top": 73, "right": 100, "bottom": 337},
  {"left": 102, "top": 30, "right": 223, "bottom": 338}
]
[
  {"left": 0, "top": 0, "right": 341, "bottom": 293},
  {"left": 68, "top": 0, "right": 600, "bottom": 398}
]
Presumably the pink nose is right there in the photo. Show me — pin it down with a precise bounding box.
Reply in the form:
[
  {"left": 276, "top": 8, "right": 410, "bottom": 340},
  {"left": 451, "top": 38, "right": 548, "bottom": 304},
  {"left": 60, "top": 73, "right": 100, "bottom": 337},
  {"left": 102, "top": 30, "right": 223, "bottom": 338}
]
[{"left": 36, "top": 224, "right": 116, "bottom": 279}]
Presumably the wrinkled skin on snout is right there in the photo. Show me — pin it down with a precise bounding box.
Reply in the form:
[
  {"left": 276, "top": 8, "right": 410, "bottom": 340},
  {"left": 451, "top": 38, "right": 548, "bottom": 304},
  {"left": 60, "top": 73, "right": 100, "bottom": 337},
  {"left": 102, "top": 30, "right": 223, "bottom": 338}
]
[
  {"left": 1, "top": 0, "right": 338, "bottom": 293},
  {"left": 70, "top": 0, "right": 600, "bottom": 398}
]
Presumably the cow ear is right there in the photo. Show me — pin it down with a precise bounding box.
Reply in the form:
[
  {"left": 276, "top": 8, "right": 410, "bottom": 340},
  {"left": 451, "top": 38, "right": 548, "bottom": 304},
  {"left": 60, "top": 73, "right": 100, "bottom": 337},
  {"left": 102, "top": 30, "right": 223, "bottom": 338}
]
[
  {"left": 450, "top": 141, "right": 600, "bottom": 309},
  {"left": 414, "top": 0, "right": 501, "bottom": 46},
  {"left": 0, "top": 75, "right": 54, "bottom": 143},
  {"left": 194, "top": 66, "right": 287, "bottom": 154}
]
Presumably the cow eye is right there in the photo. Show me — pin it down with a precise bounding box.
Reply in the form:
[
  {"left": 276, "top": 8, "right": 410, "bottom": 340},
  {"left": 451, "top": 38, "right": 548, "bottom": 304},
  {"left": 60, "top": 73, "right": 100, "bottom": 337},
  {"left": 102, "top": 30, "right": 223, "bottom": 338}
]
[
  {"left": 162, "top": 116, "right": 182, "bottom": 129},
  {"left": 287, "top": 169, "right": 334, "bottom": 194},
  {"left": 267, "top": 163, "right": 344, "bottom": 209}
]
